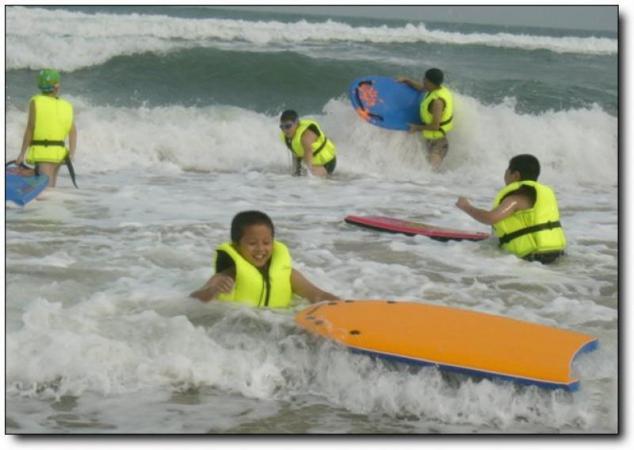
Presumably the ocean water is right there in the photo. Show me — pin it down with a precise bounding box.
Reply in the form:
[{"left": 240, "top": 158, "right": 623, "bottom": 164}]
[{"left": 4, "top": 6, "right": 618, "bottom": 434}]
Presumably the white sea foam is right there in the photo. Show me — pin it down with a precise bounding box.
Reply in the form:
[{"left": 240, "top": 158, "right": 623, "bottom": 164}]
[
  {"left": 5, "top": 90, "right": 618, "bottom": 187},
  {"left": 5, "top": 7, "right": 617, "bottom": 71},
  {"left": 5, "top": 160, "right": 617, "bottom": 431},
  {"left": 5, "top": 289, "right": 615, "bottom": 432}
]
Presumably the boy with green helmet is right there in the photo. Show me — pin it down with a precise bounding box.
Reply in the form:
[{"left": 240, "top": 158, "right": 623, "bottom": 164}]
[{"left": 15, "top": 68, "right": 77, "bottom": 190}]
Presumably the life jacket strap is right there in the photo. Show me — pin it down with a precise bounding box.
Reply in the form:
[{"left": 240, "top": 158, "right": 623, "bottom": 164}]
[
  {"left": 284, "top": 137, "right": 293, "bottom": 152},
  {"left": 30, "top": 139, "right": 66, "bottom": 147},
  {"left": 312, "top": 138, "right": 330, "bottom": 157},
  {"left": 498, "top": 221, "right": 562, "bottom": 246},
  {"left": 440, "top": 116, "right": 453, "bottom": 126},
  {"left": 436, "top": 116, "right": 453, "bottom": 136},
  {"left": 64, "top": 156, "right": 78, "bottom": 188}
]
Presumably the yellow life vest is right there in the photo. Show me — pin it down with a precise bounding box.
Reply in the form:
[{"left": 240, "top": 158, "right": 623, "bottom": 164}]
[
  {"left": 492, "top": 181, "right": 566, "bottom": 258},
  {"left": 279, "top": 119, "right": 336, "bottom": 166},
  {"left": 214, "top": 240, "right": 293, "bottom": 308},
  {"left": 26, "top": 94, "right": 73, "bottom": 164},
  {"left": 420, "top": 86, "right": 454, "bottom": 140}
]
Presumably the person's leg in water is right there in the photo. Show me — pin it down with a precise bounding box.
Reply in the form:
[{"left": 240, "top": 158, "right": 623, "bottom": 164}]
[
  {"left": 36, "top": 162, "right": 62, "bottom": 187},
  {"left": 425, "top": 137, "right": 448, "bottom": 171}
]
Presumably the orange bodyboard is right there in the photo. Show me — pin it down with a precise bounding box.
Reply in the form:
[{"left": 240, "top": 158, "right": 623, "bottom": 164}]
[{"left": 295, "top": 300, "right": 597, "bottom": 391}]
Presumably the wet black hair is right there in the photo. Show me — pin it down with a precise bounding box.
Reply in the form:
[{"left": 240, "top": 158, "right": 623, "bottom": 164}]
[
  {"left": 424, "top": 68, "right": 444, "bottom": 86},
  {"left": 508, "top": 154, "right": 541, "bottom": 181},
  {"left": 280, "top": 110, "right": 299, "bottom": 122},
  {"left": 230, "top": 210, "right": 275, "bottom": 243}
]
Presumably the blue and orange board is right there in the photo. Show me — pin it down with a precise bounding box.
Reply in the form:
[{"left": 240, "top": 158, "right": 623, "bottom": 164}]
[
  {"left": 345, "top": 215, "right": 489, "bottom": 242},
  {"left": 6, "top": 162, "right": 49, "bottom": 206},
  {"left": 348, "top": 75, "right": 424, "bottom": 131},
  {"left": 296, "top": 300, "right": 598, "bottom": 391}
]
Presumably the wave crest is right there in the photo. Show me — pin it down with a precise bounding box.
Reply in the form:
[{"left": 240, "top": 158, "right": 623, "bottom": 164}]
[{"left": 6, "top": 7, "right": 617, "bottom": 71}]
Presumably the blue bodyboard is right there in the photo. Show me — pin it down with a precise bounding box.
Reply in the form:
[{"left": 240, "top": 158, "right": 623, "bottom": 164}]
[
  {"left": 349, "top": 76, "right": 424, "bottom": 131},
  {"left": 6, "top": 163, "right": 49, "bottom": 206}
]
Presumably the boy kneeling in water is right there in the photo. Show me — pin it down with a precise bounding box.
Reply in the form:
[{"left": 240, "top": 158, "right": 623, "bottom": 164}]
[
  {"left": 456, "top": 154, "right": 566, "bottom": 264},
  {"left": 191, "top": 210, "right": 339, "bottom": 306}
]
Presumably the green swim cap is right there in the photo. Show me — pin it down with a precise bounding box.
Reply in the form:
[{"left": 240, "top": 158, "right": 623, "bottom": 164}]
[{"left": 37, "top": 69, "right": 60, "bottom": 92}]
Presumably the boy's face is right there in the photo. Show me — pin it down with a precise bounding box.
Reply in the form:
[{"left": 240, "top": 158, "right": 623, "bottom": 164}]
[
  {"left": 280, "top": 119, "right": 298, "bottom": 138},
  {"left": 237, "top": 224, "right": 274, "bottom": 268}
]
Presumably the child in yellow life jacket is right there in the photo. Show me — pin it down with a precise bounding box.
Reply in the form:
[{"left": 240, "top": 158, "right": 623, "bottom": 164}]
[
  {"left": 16, "top": 69, "right": 77, "bottom": 188},
  {"left": 279, "top": 110, "right": 337, "bottom": 177},
  {"left": 398, "top": 68, "right": 453, "bottom": 171},
  {"left": 190, "top": 210, "right": 339, "bottom": 307},
  {"left": 456, "top": 154, "right": 566, "bottom": 264}
]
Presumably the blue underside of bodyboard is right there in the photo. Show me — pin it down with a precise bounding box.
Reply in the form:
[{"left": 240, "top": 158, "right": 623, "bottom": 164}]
[
  {"left": 6, "top": 167, "right": 49, "bottom": 206},
  {"left": 348, "top": 339, "right": 598, "bottom": 392},
  {"left": 349, "top": 75, "right": 424, "bottom": 131}
]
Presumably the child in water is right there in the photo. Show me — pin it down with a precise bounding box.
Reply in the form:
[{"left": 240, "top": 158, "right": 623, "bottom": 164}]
[
  {"left": 190, "top": 210, "right": 339, "bottom": 307},
  {"left": 456, "top": 154, "right": 566, "bottom": 264}
]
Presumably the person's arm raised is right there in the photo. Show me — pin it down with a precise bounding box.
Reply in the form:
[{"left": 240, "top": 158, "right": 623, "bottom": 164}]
[
  {"left": 456, "top": 194, "right": 531, "bottom": 226},
  {"left": 396, "top": 76, "right": 424, "bottom": 91}
]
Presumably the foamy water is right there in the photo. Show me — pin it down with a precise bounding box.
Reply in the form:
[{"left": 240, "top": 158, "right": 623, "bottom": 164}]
[
  {"left": 4, "top": 93, "right": 618, "bottom": 184},
  {"left": 5, "top": 96, "right": 618, "bottom": 433}
]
